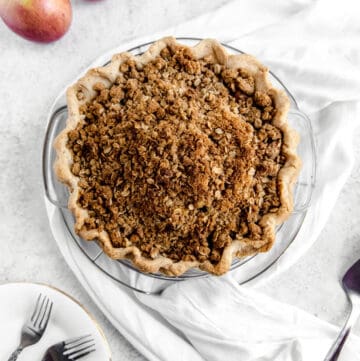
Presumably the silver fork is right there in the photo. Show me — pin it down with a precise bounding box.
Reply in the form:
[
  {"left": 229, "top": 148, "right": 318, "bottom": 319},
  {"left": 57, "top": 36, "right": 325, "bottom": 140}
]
[
  {"left": 8, "top": 293, "right": 53, "bottom": 361},
  {"left": 324, "top": 259, "right": 360, "bottom": 360},
  {"left": 41, "top": 335, "right": 96, "bottom": 361}
]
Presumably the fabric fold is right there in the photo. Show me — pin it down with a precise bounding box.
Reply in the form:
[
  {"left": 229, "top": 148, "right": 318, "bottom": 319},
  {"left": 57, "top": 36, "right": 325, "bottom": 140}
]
[{"left": 136, "top": 276, "right": 360, "bottom": 361}]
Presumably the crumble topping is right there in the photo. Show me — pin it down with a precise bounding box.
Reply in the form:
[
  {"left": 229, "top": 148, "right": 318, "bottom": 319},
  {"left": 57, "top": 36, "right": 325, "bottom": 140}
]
[{"left": 67, "top": 45, "right": 284, "bottom": 264}]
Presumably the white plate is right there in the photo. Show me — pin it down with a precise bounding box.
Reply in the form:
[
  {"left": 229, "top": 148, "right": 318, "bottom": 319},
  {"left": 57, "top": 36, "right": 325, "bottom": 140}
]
[{"left": 0, "top": 282, "right": 111, "bottom": 360}]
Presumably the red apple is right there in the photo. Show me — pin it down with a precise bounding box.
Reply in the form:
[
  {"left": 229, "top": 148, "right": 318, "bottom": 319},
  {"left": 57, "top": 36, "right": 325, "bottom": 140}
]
[{"left": 0, "top": 0, "right": 72, "bottom": 43}]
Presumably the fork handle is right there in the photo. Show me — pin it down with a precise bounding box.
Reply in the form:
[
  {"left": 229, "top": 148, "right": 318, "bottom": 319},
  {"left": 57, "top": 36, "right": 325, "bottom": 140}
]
[
  {"left": 8, "top": 346, "right": 23, "bottom": 361},
  {"left": 324, "top": 306, "right": 359, "bottom": 361}
]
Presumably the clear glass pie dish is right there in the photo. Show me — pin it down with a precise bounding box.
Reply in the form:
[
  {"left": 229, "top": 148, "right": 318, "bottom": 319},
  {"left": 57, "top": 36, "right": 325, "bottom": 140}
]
[{"left": 42, "top": 38, "right": 316, "bottom": 294}]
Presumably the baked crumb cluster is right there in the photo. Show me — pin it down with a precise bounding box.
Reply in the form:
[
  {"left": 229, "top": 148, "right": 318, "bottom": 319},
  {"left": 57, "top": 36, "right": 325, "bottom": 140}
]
[{"left": 67, "top": 45, "right": 284, "bottom": 264}]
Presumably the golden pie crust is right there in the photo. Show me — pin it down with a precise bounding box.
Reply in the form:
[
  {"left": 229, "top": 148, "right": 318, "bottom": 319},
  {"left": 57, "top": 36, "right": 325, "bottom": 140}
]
[{"left": 54, "top": 37, "right": 301, "bottom": 276}]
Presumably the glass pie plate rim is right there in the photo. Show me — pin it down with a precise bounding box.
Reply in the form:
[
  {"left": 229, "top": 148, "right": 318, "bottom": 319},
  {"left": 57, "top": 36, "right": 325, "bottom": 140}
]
[{"left": 42, "top": 37, "right": 317, "bottom": 294}]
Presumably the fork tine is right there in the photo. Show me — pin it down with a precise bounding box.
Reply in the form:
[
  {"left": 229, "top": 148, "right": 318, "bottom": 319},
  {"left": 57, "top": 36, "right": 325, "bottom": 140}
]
[
  {"left": 40, "top": 299, "right": 53, "bottom": 330},
  {"left": 30, "top": 294, "right": 42, "bottom": 322},
  {"left": 64, "top": 337, "right": 94, "bottom": 353},
  {"left": 71, "top": 347, "right": 96, "bottom": 360},
  {"left": 64, "top": 338, "right": 93, "bottom": 352},
  {"left": 33, "top": 295, "right": 46, "bottom": 327},
  {"left": 64, "top": 334, "right": 92, "bottom": 346},
  {"left": 39, "top": 297, "right": 49, "bottom": 326},
  {"left": 67, "top": 343, "right": 96, "bottom": 360}
]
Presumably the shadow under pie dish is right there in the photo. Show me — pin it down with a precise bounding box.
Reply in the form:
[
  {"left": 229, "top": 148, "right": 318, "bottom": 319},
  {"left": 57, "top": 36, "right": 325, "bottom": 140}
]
[{"left": 54, "top": 36, "right": 301, "bottom": 277}]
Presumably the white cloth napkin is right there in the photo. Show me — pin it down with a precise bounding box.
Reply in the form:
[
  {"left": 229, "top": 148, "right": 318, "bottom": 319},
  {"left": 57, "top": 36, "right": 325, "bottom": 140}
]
[
  {"left": 138, "top": 276, "right": 360, "bottom": 361},
  {"left": 47, "top": 0, "right": 360, "bottom": 360}
]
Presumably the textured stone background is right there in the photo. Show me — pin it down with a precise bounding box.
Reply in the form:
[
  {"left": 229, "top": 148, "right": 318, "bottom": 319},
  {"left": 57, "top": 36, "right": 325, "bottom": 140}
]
[{"left": 0, "top": 1, "right": 359, "bottom": 360}]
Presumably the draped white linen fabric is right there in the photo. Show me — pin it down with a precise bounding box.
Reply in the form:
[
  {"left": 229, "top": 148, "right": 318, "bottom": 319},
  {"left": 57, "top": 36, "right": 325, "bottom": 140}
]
[{"left": 47, "top": 0, "right": 360, "bottom": 359}]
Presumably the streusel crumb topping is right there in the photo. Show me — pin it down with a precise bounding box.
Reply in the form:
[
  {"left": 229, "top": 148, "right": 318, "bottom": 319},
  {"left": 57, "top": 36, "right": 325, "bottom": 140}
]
[{"left": 67, "top": 45, "right": 284, "bottom": 264}]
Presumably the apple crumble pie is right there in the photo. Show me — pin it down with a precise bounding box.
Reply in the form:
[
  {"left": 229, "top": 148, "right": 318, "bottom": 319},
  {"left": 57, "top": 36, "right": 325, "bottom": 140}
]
[{"left": 54, "top": 37, "right": 300, "bottom": 276}]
